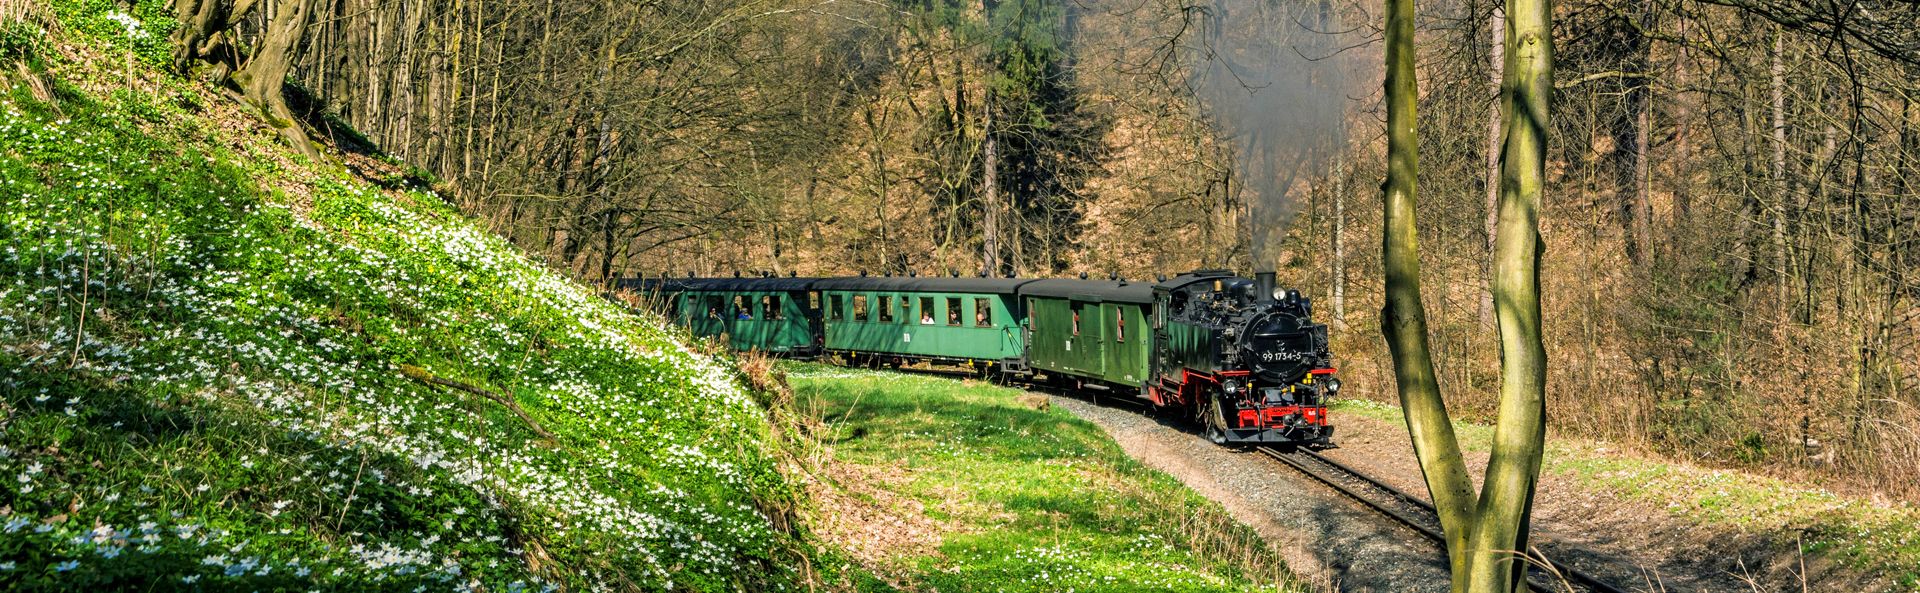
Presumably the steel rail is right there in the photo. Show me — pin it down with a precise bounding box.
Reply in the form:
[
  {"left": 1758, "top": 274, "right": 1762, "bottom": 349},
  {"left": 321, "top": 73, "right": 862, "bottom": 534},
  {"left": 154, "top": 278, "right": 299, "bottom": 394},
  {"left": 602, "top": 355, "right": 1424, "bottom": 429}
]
[{"left": 1259, "top": 447, "right": 1629, "bottom": 593}]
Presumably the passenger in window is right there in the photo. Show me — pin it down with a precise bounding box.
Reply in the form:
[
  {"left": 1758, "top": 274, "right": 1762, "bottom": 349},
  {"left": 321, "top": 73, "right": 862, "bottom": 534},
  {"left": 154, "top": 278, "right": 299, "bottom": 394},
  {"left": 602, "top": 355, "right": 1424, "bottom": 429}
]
[
  {"left": 921, "top": 311, "right": 935, "bottom": 324},
  {"left": 708, "top": 307, "right": 721, "bottom": 320},
  {"left": 737, "top": 307, "right": 752, "bottom": 320},
  {"left": 976, "top": 310, "right": 988, "bottom": 326}
]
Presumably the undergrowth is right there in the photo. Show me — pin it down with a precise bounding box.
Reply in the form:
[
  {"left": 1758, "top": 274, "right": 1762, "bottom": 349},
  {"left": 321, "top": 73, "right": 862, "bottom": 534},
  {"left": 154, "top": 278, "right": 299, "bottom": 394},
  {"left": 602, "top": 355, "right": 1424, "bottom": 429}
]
[{"left": 0, "top": 9, "right": 810, "bottom": 591}]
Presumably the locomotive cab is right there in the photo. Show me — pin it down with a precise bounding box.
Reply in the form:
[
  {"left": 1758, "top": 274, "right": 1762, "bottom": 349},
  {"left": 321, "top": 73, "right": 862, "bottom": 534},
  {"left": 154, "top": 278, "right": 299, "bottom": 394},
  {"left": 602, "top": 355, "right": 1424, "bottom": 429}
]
[{"left": 1149, "top": 271, "right": 1337, "bottom": 447}]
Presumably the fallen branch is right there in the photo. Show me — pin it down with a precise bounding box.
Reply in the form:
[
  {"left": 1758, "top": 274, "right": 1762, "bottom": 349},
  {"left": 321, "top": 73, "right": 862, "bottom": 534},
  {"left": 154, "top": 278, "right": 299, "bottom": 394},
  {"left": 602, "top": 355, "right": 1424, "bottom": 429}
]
[{"left": 399, "top": 364, "right": 558, "bottom": 443}]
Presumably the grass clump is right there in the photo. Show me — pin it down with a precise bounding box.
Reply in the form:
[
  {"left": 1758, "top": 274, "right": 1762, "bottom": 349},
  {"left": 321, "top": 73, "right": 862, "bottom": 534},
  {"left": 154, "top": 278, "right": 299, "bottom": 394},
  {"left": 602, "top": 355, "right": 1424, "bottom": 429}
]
[
  {"left": 1333, "top": 399, "right": 1920, "bottom": 590},
  {"left": 0, "top": 17, "right": 807, "bottom": 591},
  {"left": 785, "top": 364, "right": 1299, "bottom": 593}
]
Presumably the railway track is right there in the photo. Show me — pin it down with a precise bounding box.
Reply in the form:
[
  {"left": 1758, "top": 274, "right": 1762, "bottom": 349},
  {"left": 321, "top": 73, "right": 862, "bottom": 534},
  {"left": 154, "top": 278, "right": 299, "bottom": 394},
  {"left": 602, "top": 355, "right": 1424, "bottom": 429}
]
[{"left": 1257, "top": 447, "right": 1630, "bottom": 593}]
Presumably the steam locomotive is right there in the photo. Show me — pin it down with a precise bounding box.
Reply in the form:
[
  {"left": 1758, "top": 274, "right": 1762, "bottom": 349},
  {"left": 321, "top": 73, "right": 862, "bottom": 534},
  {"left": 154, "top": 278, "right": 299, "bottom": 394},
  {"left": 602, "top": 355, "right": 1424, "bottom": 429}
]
[{"left": 619, "top": 270, "right": 1337, "bottom": 446}]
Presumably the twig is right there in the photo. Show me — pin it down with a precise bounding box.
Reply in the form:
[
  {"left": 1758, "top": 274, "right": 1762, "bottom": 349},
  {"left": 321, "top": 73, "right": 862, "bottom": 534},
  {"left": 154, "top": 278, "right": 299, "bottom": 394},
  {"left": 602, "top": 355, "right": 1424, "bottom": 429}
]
[{"left": 399, "top": 364, "right": 558, "bottom": 443}]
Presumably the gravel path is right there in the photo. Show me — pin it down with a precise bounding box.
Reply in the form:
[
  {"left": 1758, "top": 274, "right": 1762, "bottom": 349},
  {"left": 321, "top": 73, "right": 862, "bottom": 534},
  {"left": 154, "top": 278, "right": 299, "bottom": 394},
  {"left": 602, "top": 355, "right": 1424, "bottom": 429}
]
[{"left": 1052, "top": 395, "right": 1452, "bottom": 593}]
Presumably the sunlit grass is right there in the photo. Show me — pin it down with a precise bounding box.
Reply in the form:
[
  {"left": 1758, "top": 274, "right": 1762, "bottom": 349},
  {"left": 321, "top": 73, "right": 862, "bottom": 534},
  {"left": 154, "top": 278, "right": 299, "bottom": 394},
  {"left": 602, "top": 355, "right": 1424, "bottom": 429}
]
[{"left": 788, "top": 364, "right": 1302, "bottom": 593}]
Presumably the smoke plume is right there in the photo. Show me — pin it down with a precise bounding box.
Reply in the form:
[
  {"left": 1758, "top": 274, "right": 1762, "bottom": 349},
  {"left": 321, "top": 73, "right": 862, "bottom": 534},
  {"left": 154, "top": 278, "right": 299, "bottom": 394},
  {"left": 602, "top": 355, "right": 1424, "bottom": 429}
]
[{"left": 1188, "top": 0, "right": 1353, "bottom": 272}]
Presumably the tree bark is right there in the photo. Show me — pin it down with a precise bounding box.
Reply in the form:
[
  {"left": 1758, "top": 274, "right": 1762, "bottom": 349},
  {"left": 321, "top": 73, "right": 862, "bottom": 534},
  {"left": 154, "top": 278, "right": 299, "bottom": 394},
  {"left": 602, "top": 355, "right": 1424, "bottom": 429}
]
[
  {"left": 1465, "top": 0, "right": 1553, "bottom": 589},
  {"left": 1332, "top": 158, "right": 1346, "bottom": 327},
  {"left": 231, "top": 0, "right": 321, "bottom": 160},
  {"left": 982, "top": 92, "right": 1001, "bottom": 277},
  {"left": 1379, "top": 0, "right": 1477, "bottom": 588},
  {"left": 1771, "top": 27, "right": 1790, "bottom": 310},
  {"left": 1481, "top": 2, "right": 1503, "bottom": 328}
]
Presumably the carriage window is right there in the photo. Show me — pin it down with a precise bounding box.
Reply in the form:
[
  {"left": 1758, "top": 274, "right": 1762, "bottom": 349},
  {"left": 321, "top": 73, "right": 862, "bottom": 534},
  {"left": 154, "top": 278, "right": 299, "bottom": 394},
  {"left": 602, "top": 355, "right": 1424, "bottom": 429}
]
[
  {"left": 706, "top": 295, "right": 725, "bottom": 320},
  {"left": 1028, "top": 299, "right": 1037, "bottom": 324},
  {"left": 829, "top": 295, "right": 844, "bottom": 320},
  {"left": 853, "top": 295, "right": 869, "bottom": 322},
  {"left": 733, "top": 295, "right": 753, "bottom": 320},
  {"left": 1116, "top": 308, "right": 1126, "bottom": 342},
  {"left": 808, "top": 291, "right": 820, "bottom": 311},
  {"left": 901, "top": 297, "right": 912, "bottom": 323},
  {"left": 1072, "top": 305, "right": 1081, "bottom": 336},
  {"left": 919, "top": 297, "right": 935, "bottom": 324},
  {"left": 665, "top": 294, "right": 680, "bottom": 318},
  {"left": 945, "top": 297, "right": 962, "bottom": 326},
  {"left": 763, "top": 295, "right": 782, "bottom": 320},
  {"left": 1152, "top": 303, "right": 1164, "bottom": 329},
  {"left": 974, "top": 298, "right": 992, "bottom": 327},
  {"left": 879, "top": 296, "right": 896, "bottom": 323}
]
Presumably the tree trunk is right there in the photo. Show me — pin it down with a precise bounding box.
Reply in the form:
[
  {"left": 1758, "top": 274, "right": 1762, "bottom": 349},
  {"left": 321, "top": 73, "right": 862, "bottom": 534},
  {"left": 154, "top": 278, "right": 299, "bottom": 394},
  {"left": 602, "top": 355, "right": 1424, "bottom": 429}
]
[
  {"left": 1379, "top": 0, "right": 1477, "bottom": 588},
  {"left": 1465, "top": 0, "right": 1553, "bottom": 590},
  {"left": 1332, "top": 158, "right": 1346, "bottom": 327},
  {"left": 1480, "top": 3, "right": 1503, "bottom": 328},
  {"left": 1771, "top": 27, "right": 1789, "bottom": 310},
  {"left": 982, "top": 93, "right": 1001, "bottom": 276},
  {"left": 232, "top": 0, "right": 320, "bottom": 160}
]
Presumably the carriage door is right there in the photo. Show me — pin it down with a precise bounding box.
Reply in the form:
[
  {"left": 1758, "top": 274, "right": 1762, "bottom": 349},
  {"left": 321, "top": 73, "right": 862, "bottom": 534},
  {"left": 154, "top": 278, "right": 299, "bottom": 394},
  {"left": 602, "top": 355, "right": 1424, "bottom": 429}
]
[{"left": 1065, "top": 299, "right": 1106, "bottom": 376}]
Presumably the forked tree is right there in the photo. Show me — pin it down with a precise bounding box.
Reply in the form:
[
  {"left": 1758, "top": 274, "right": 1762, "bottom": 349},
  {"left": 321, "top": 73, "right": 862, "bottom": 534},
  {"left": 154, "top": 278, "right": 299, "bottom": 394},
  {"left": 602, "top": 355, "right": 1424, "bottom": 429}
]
[
  {"left": 1378, "top": 0, "right": 1551, "bottom": 589},
  {"left": 169, "top": 0, "right": 320, "bottom": 160}
]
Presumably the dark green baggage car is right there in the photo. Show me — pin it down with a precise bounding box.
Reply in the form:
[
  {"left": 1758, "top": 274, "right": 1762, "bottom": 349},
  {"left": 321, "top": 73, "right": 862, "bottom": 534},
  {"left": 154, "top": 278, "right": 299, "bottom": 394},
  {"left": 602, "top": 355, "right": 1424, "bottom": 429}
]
[
  {"left": 815, "top": 277, "right": 1034, "bottom": 370},
  {"left": 1018, "top": 279, "right": 1156, "bottom": 388}
]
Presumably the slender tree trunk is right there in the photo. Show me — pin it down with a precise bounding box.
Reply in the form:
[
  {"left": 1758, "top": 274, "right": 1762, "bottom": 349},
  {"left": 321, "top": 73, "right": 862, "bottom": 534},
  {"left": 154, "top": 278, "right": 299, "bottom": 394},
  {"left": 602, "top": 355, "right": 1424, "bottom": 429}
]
[
  {"left": 1332, "top": 158, "right": 1346, "bottom": 327},
  {"left": 1379, "top": 0, "right": 1476, "bottom": 588},
  {"left": 1771, "top": 27, "right": 1790, "bottom": 309},
  {"left": 1465, "top": 0, "right": 1553, "bottom": 590},
  {"left": 1480, "top": 3, "right": 1503, "bottom": 328},
  {"left": 982, "top": 93, "right": 1001, "bottom": 276}
]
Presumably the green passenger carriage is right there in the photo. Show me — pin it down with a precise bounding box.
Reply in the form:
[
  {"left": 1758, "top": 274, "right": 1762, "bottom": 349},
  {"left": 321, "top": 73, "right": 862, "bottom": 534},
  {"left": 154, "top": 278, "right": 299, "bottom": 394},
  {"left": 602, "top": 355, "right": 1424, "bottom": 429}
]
[
  {"left": 814, "top": 277, "right": 1034, "bottom": 370},
  {"left": 635, "top": 277, "right": 823, "bottom": 355}
]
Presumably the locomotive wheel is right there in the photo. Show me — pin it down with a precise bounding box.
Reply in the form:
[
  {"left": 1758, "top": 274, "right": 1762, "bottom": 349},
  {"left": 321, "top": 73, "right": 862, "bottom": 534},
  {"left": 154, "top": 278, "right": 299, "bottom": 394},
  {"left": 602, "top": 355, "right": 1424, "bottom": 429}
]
[{"left": 1205, "top": 397, "right": 1229, "bottom": 445}]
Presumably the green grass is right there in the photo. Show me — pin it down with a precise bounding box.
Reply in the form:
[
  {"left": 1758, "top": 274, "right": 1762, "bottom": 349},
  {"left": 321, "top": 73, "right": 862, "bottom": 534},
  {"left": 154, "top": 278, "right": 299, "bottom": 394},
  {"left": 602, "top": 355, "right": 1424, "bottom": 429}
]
[
  {"left": 1334, "top": 399, "right": 1920, "bottom": 591},
  {"left": 786, "top": 364, "right": 1300, "bottom": 593},
  {"left": 0, "top": 9, "right": 811, "bottom": 591}
]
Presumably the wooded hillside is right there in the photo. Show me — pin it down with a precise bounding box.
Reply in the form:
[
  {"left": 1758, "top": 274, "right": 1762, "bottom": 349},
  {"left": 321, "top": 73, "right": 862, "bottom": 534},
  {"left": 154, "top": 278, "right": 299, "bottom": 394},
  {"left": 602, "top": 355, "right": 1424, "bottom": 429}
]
[{"left": 165, "top": 0, "right": 1918, "bottom": 497}]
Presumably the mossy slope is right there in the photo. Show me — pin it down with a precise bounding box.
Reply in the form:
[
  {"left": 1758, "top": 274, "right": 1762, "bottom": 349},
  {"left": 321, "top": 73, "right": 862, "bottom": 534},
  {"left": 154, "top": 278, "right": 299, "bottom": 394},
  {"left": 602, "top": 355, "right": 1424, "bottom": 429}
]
[{"left": 0, "top": 10, "right": 802, "bottom": 592}]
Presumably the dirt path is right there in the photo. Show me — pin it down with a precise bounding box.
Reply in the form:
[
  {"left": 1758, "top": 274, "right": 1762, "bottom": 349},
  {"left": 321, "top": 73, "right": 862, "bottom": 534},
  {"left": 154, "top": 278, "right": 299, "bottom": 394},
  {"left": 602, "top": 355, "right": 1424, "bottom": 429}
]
[{"left": 1053, "top": 394, "right": 1842, "bottom": 593}]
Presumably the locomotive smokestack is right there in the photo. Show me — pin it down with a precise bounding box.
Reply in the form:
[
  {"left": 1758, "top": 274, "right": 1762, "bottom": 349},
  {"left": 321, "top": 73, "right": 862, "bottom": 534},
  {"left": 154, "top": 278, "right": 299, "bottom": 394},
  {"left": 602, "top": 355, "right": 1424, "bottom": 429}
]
[{"left": 1256, "top": 271, "right": 1277, "bottom": 303}]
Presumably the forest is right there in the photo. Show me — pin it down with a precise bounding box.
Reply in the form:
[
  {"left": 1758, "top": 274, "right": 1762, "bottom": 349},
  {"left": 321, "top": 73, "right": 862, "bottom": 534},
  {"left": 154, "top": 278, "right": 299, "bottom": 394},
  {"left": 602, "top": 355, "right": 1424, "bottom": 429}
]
[
  {"left": 0, "top": 0, "right": 1915, "bottom": 589},
  {"left": 221, "top": 0, "right": 1918, "bottom": 501}
]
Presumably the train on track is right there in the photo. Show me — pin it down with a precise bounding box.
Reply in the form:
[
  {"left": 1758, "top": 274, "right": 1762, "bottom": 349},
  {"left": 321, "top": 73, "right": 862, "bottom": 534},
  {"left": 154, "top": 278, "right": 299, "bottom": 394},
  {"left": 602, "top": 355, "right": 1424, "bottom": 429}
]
[{"left": 617, "top": 270, "right": 1339, "bottom": 446}]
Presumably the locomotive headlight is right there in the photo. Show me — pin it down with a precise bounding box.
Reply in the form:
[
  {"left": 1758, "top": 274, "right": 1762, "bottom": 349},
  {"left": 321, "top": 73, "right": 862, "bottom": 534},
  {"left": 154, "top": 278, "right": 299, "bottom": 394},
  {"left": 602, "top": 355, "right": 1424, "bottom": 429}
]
[
  {"left": 1325, "top": 378, "right": 1341, "bottom": 395},
  {"left": 1223, "top": 380, "right": 1240, "bottom": 395}
]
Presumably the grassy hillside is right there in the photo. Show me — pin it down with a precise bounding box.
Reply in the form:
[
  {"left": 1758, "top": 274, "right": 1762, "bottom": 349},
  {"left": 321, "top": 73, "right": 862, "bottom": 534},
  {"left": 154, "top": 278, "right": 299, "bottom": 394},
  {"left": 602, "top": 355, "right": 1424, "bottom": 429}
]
[
  {"left": 0, "top": 11, "right": 807, "bottom": 591},
  {"left": 784, "top": 364, "right": 1297, "bottom": 592}
]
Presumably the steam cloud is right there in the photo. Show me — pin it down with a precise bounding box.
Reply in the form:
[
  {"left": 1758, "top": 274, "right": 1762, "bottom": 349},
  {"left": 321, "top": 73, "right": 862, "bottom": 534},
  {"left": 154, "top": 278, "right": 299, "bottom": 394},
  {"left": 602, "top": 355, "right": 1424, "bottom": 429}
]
[{"left": 1188, "top": 0, "right": 1353, "bottom": 272}]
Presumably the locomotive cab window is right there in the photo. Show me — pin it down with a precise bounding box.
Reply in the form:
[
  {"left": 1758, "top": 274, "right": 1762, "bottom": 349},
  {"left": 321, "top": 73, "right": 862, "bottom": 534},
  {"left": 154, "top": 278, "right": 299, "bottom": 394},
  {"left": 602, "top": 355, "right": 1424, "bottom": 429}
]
[
  {"left": 879, "top": 296, "right": 895, "bottom": 323},
  {"left": 763, "top": 295, "right": 782, "bottom": 320},
  {"left": 829, "top": 295, "right": 843, "bottom": 321},
  {"left": 974, "top": 298, "right": 991, "bottom": 327},
  {"left": 852, "top": 295, "right": 869, "bottom": 322},
  {"left": 918, "top": 297, "right": 934, "bottom": 324},
  {"left": 945, "top": 297, "right": 962, "bottom": 326}
]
